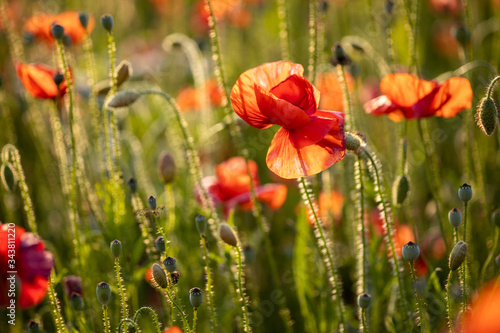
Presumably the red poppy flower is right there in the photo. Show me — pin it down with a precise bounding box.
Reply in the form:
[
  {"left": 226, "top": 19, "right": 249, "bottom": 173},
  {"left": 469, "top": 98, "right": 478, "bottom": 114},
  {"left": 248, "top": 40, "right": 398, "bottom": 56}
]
[
  {"left": 24, "top": 11, "right": 95, "bottom": 44},
  {"left": 0, "top": 223, "right": 54, "bottom": 309},
  {"left": 363, "top": 73, "right": 472, "bottom": 121},
  {"left": 63, "top": 276, "right": 83, "bottom": 297},
  {"left": 231, "top": 61, "right": 346, "bottom": 179},
  {"left": 315, "top": 71, "right": 354, "bottom": 112},
  {"left": 462, "top": 278, "right": 500, "bottom": 333},
  {"left": 176, "top": 79, "right": 225, "bottom": 112},
  {"left": 162, "top": 326, "right": 184, "bottom": 333},
  {"left": 200, "top": 157, "right": 287, "bottom": 214},
  {"left": 15, "top": 62, "right": 68, "bottom": 99}
]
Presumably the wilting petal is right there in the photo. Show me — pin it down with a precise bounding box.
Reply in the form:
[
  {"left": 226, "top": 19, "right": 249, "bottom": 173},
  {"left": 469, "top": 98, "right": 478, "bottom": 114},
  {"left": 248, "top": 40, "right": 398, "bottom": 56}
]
[
  {"left": 380, "top": 73, "right": 437, "bottom": 108},
  {"left": 230, "top": 61, "right": 304, "bottom": 129},
  {"left": 269, "top": 74, "right": 319, "bottom": 115},
  {"left": 216, "top": 157, "right": 259, "bottom": 199},
  {"left": 430, "top": 77, "right": 472, "bottom": 118},
  {"left": 18, "top": 276, "right": 49, "bottom": 309},
  {"left": 15, "top": 63, "right": 67, "bottom": 99}
]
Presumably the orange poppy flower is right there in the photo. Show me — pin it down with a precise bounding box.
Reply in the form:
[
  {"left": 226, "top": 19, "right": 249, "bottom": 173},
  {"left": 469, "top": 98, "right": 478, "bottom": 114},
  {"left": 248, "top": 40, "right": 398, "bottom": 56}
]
[
  {"left": 231, "top": 61, "right": 346, "bottom": 179},
  {"left": 162, "top": 326, "right": 184, "bottom": 333},
  {"left": 303, "top": 190, "right": 344, "bottom": 227},
  {"left": 15, "top": 62, "right": 68, "bottom": 99},
  {"left": 200, "top": 157, "right": 287, "bottom": 214},
  {"left": 176, "top": 79, "right": 225, "bottom": 112},
  {"left": 315, "top": 71, "right": 354, "bottom": 112},
  {"left": 462, "top": 278, "right": 500, "bottom": 333},
  {"left": 24, "top": 11, "right": 94, "bottom": 44},
  {"left": 363, "top": 73, "right": 472, "bottom": 121}
]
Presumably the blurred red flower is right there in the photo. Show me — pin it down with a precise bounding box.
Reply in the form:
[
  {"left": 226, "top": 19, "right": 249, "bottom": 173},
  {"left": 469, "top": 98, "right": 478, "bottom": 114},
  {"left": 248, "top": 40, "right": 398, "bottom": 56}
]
[
  {"left": 363, "top": 73, "right": 472, "bottom": 121},
  {"left": 192, "top": 0, "right": 253, "bottom": 33},
  {"left": 315, "top": 70, "right": 354, "bottom": 112},
  {"left": 24, "top": 11, "right": 94, "bottom": 44},
  {"left": 0, "top": 223, "right": 54, "bottom": 309},
  {"left": 303, "top": 190, "right": 344, "bottom": 227},
  {"left": 462, "top": 278, "right": 500, "bottom": 333},
  {"left": 231, "top": 61, "right": 346, "bottom": 179},
  {"left": 162, "top": 326, "right": 184, "bottom": 333},
  {"left": 429, "top": 0, "right": 461, "bottom": 16},
  {"left": 176, "top": 79, "right": 225, "bottom": 112},
  {"left": 200, "top": 157, "right": 287, "bottom": 214},
  {"left": 15, "top": 62, "right": 68, "bottom": 99}
]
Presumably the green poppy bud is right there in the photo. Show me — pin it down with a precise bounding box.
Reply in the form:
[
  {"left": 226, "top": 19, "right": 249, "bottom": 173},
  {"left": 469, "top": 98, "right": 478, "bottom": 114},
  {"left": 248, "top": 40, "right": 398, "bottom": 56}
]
[
  {"left": 449, "top": 241, "right": 468, "bottom": 271},
  {"left": 220, "top": 223, "right": 238, "bottom": 247},
  {"left": 195, "top": 215, "right": 207, "bottom": 235},
  {"left": 163, "top": 256, "right": 177, "bottom": 273},
  {"left": 96, "top": 281, "right": 111, "bottom": 306},
  {"left": 392, "top": 175, "right": 410, "bottom": 206},
  {"left": 152, "top": 263, "right": 168, "bottom": 288},
  {"left": 402, "top": 241, "right": 420, "bottom": 261},
  {"left": 107, "top": 90, "right": 141, "bottom": 108},
  {"left": 78, "top": 12, "right": 89, "bottom": 29},
  {"left": 27, "top": 320, "right": 41, "bottom": 333},
  {"left": 127, "top": 178, "right": 138, "bottom": 194},
  {"left": 51, "top": 23, "right": 65, "bottom": 40},
  {"left": 458, "top": 183, "right": 472, "bottom": 203},
  {"left": 189, "top": 287, "right": 203, "bottom": 308},
  {"left": 476, "top": 97, "right": 498, "bottom": 136},
  {"left": 100, "top": 14, "right": 114, "bottom": 32},
  {"left": 358, "top": 293, "right": 372, "bottom": 309},
  {"left": 53, "top": 73, "right": 64, "bottom": 87},
  {"left": 155, "top": 236, "right": 165, "bottom": 253},
  {"left": 330, "top": 43, "right": 351, "bottom": 66},
  {"left": 70, "top": 292, "right": 84, "bottom": 311},
  {"left": 110, "top": 239, "right": 122, "bottom": 258},
  {"left": 448, "top": 208, "right": 462, "bottom": 228},
  {"left": 345, "top": 132, "right": 364, "bottom": 153},
  {"left": 158, "top": 152, "right": 176, "bottom": 184},
  {"left": 148, "top": 195, "right": 157, "bottom": 210}
]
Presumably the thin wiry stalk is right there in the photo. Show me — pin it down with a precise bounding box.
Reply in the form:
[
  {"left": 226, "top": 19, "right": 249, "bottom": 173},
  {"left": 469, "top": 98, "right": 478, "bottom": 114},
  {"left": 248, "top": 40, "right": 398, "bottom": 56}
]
[
  {"left": 308, "top": 0, "right": 318, "bottom": 82},
  {"left": 461, "top": 202, "right": 469, "bottom": 318},
  {"left": 48, "top": 104, "right": 71, "bottom": 197},
  {"left": 102, "top": 306, "right": 111, "bottom": 333},
  {"left": 153, "top": 279, "right": 191, "bottom": 332},
  {"left": 106, "top": 31, "right": 121, "bottom": 170},
  {"left": 133, "top": 307, "right": 162, "bottom": 333},
  {"left": 337, "top": 65, "right": 353, "bottom": 129},
  {"left": 115, "top": 258, "right": 129, "bottom": 320},
  {"left": 277, "top": 0, "right": 291, "bottom": 60},
  {"left": 480, "top": 227, "right": 499, "bottom": 285},
  {"left": 298, "top": 176, "right": 346, "bottom": 332},
  {"left": 446, "top": 270, "right": 455, "bottom": 333},
  {"left": 131, "top": 194, "right": 157, "bottom": 257},
  {"left": 192, "top": 309, "right": 198, "bottom": 333},
  {"left": 83, "top": 31, "right": 101, "bottom": 156},
  {"left": 362, "top": 309, "right": 368, "bottom": 333},
  {"left": 165, "top": 184, "right": 176, "bottom": 237},
  {"left": 47, "top": 273, "right": 68, "bottom": 333},
  {"left": 409, "top": 262, "right": 430, "bottom": 331},
  {"left": 201, "top": 236, "right": 218, "bottom": 332},
  {"left": 118, "top": 318, "right": 139, "bottom": 333},
  {"left": 235, "top": 245, "right": 251, "bottom": 333}
]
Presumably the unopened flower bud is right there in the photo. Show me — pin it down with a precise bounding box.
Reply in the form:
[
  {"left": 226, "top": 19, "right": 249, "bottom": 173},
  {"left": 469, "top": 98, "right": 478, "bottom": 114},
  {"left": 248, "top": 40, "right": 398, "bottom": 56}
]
[
  {"left": 148, "top": 195, "right": 157, "bottom": 210},
  {"left": 458, "top": 183, "right": 472, "bottom": 202},
  {"left": 158, "top": 152, "right": 176, "bottom": 184},
  {"left": 358, "top": 293, "right": 372, "bottom": 309},
  {"left": 476, "top": 97, "right": 498, "bottom": 136},
  {"left": 53, "top": 73, "right": 64, "bottom": 86},
  {"left": 27, "top": 320, "right": 41, "bottom": 333},
  {"left": 345, "top": 132, "right": 364, "bottom": 153},
  {"left": 170, "top": 271, "right": 180, "bottom": 284},
  {"left": 96, "top": 281, "right": 111, "bottom": 305},
  {"left": 189, "top": 287, "right": 203, "bottom": 308},
  {"left": 492, "top": 209, "right": 500, "bottom": 228},
  {"left": 392, "top": 175, "right": 410, "bottom": 206},
  {"left": 402, "top": 241, "right": 420, "bottom": 261},
  {"left": 78, "top": 12, "right": 89, "bottom": 29},
  {"left": 449, "top": 241, "right": 468, "bottom": 271},
  {"left": 1, "top": 163, "right": 17, "bottom": 191},
  {"left": 453, "top": 22, "right": 471, "bottom": 48},
  {"left": 100, "top": 14, "right": 114, "bottom": 32},
  {"left": 330, "top": 43, "right": 351, "bottom": 66},
  {"left": 110, "top": 239, "right": 122, "bottom": 258},
  {"left": 163, "top": 256, "right": 177, "bottom": 273},
  {"left": 107, "top": 90, "right": 141, "bottom": 108},
  {"left": 70, "top": 292, "right": 84, "bottom": 311},
  {"left": 152, "top": 263, "right": 168, "bottom": 288},
  {"left": 51, "top": 23, "right": 65, "bottom": 40},
  {"left": 448, "top": 208, "right": 462, "bottom": 228},
  {"left": 127, "top": 178, "right": 138, "bottom": 193},
  {"left": 220, "top": 223, "right": 238, "bottom": 247},
  {"left": 195, "top": 215, "right": 207, "bottom": 235},
  {"left": 115, "top": 60, "right": 132, "bottom": 87},
  {"left": 155, "top": 236, "right": 165, "bottom": 253}
]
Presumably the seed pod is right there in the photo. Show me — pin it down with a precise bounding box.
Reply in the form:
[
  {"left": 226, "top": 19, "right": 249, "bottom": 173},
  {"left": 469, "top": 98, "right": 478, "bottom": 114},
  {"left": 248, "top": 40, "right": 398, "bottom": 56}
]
[
  {"left": 195, "top": 215, "right": 207, "bottom": 235},
  {"left": 449, "top": 241, "right": 468, "bottom": 271},
  {"left": 392, "top": 175, "right": 410, "bottom": 206},
  {"left": 458, "top": 183, "right": 473, "bottom": 202},
  {"left": 78, "top": 12, "right": 89, "bottom": 29},
  {"left": 70, "top": 292, "right": 84, "bottom": 311},
  {"left": 51, "top": 23, "right": 65, "bottom": 40},
  {"left": 358, "top": 293, "right": 372, "bottom": 309},
  {"left": 110, "top": 239, "right": 122, "bottom": 258},
  {"left": 330, "top": 43, "right": 351, "bottom": 66},
  {"left": 492, "top": 209, "right": 500, "bottom": 228},
  {"left": 448, "top": 208, "right": 462, "bottom": 228},
  {"left": 163, "top": 256, "right": 177, "bottom": 273},
  {"left": 219, "top": 223, "right": 238, "bottom": 247},
  {"left": 152, "top": 263, "right": 168, "bottom": 288},
  {"left": 476, "top": 97, "right": 498, "bottom": 136},
  {"left": 148, "top": 195, "right": 157, "bottom": 210},
  {"left": 27, "top": 320, "right": 41, "bottom": 333},
  {"left": 402, "top": 241, "right": 420, "bottom": 261},
  {"left": 107, "top": 90, "right": 141, "bottom": 108},
  {"left": 96, "top": 281, "right": 111, "bottom": 305},
  {"left": 170, "top": 271, "right": 180, "bottom": 284},
  {"left": 158, "top": 152, "right": 176, "bottom": 184},
  {"left": 127, "top": 178, "right": 138, "bottom": 194},
  {"left": 189, "top": 287, "right": 203, "bottom": 308},
  {"left": 100, "top": 14, "right": 114, "bottom": 32},
  {"left": 155, "top": 236, "right": 165, "bottom": 253},
  {"left": 1, "top": 163, "right": 17, "bottom": 191}
]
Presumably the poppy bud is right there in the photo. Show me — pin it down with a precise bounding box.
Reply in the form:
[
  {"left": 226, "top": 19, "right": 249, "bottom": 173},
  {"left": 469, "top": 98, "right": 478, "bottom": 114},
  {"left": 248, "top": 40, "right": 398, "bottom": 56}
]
[
  {"left": 1, "top": 163, "right": 17, "bottom": 191},
  {"left": 449, "top": 241, "right": 468, "bottom": 271},
  {"left": 79, "top": 12, "right": 89, "bottom": 29},
  {"left": 27, "top": 320, "right": 41, "bottom": 333},
  {"left": 495, "top": 254, "right": 500, "bottom": 268},
  {"left": 219, "top": 223, "right": 238, "bottom": 247},
  {"left": 189, "top": 287, "right": 203, "bottom": 308},
  {"left": 51, "top": 23, "right": 65, "bottom": 40},
  {"left": 147, "top": 195, "right": 157, "bottom": 210},
  {"left": 170, "top": 271, "right": 180, "bottom": 284},
  {"left": 53, "top": 73, "right": 64, "bottom": 87},
  {"left": 492, "top": 209, "right": 500, "bottom": 228},
  {"left": 195, "top": 215, "right": 207, "bottom": 235},
  {"left": 70, "top": 292, "right": 84, "bottom": 311},
  {"left": 63, "top": 275, "right": 83, "bottom": 298},
  {"left": 358, "top": 293, "right": 372, "bottom": 309},
  {"left": 448, "top": 208, "right": 462, "bottom": 228},
  {"left": 127, "top": 178, "right": 138, "bottom": 193},
  {"left": 163, "top": 256, "right": 177, "bottom": 273},
  {"left": 115, "top": 60, "right": 133, "bottom": 87},
  {"left": 453, "top": 22, "right": 471, "bottom": 48},
  {"left": 330, "top": 43, "right": 351, "bottom": 66},
  {"left": 345, "top": 132, "right": 363, "bottom": 153},
  {"left": 96, "top": 281, "right": 111, "bottom": 305},
  {"left": 402, "top": 241, "right": 420, "bottom": 261},
  {"left": 476, "top": 97, "right": 498, "bottom": 136},
  {"left": 458, "top": 183, "right": 473, "bottom": 202},
  {"left": 152, "top": 263, "right": 168, "bottom": 288},
  {"left": 107, "top": 90, "right": 141, "bottom": 108},
  {"left": 158, "top": 152, "right": 176, "bottom": 184},
  {"left": 110, "top": 239, "right": 122, "bottom": 258},
  {"left": 155, "top": 236, "right": 165, "bottom": 253},
  {"left": 385, "top": 0, "right": 395, "bottom": 15},
  {"left": 100, "top": 14, "right": 114, "bottom": 32},
  {"left": 392, "top": 175, "right": 410, "bottom": 206}
]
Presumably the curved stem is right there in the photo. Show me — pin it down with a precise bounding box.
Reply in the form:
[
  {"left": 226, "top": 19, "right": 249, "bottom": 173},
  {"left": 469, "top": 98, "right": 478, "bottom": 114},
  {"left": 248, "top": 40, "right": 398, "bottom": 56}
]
[
  {"left": 480, "top": 227, "right": 499, "bottom": 285},
  {"left": 235, "top": 245, "right": 251, "bottom": 332},
  {"left": 487, "top": 76, "right": 500, "bottom": 98},
  {"left": 133, "top": 307, "right": 162, "bottom": 333},
  {"left": 115, "top": 258, "right": 129, "bottom": 320},
  {"left": 118, "top": 318, "right": 139, "bottom": 333},
  {"left": 201, "top": 236, "right": 218, "bottom": 332}
]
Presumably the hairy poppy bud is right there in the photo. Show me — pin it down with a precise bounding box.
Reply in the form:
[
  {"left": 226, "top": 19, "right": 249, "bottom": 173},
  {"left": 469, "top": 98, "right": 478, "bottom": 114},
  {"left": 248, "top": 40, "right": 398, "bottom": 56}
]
[
  {"left": 155, "top": 236, "right": 165, "bottom": 253},
  {"left": 110, "top": 239, "right": 122, "bottom": 258},
  {"left": 147, "top": 195, "right": 157, "bottom": 210},
  {"left": 127, "top": 178, "right": 137, "bottom": 193},
  {"left": 53, "top": 73, "right": 64, "bottom": 87},
  {"left": 115, "top": 60, "right": 132, "bottom": 87},
  {"left": 492, "top": 209, "right": 500, "bottom": 228},
  {"left": 152, "top": 263, "right": 168, "bottom": 288},
  {"left": 402, "top": 241, "right": 420, "bottom": 261},
  {"left": 458, "top": 183, "right": 472, "bottom": 202},
  {"left": 70, "top": 292, "right": 84, "bottom": 311},
  {"left": 1, "top": 163, "right": 17, "bottom": 191},
  {"left": 100, "top": 14, "right": 114, "bottom": 32},
  {"left": 51, "top": 23, "right": 65, "bottom": 40},
  {"left": 345, "top": 132, "right": 364, "bottom": 153},
  {"left": 449, "top": 241, "right": 468, "bottom": 271},
  {"left": 158, "top": 152, "right": 176, "bottom": 184},
  {"left": 189, "top": 287, "right": 203, "bottom": 308},
  {"left": 448, "top": 208, "right": 462, "bottom": 228},
  {"left": 476, "top": 97, "right": 498, "bottom": 136},
  {"left": 170, "top": 271, "right": 180, "bottom": 284},
  {"left": 330, "top": 43, "right": 352, "bottom": 66},
  {"left": 96, "top": 281, "right": 111, "bottom": 305},
  {"left": 453, "top": 22, "right": 471, "bottom": 48},
  {"left": 392, "top": 175, "right": 410, "bottom": 206},
  {"left": 163, "top": 256, "right": 177, "bottom": 273},
  {"left": 195, "top": 215, "right": 207, "bottom": 235},
  {"left": 358, "top": 293, "right": 372, "bottom": 309},
  {"left": 78, "top": 12, "right": 89, "bottom": 29},
  {"left": 107, "top": 90, "right": 141, "bottom": 108},
  {"left": 220, "top": 223, "right": 238, "bottom": 247},
  {"left": 27, "top": 320, "right": 41, "bottom": 333}
]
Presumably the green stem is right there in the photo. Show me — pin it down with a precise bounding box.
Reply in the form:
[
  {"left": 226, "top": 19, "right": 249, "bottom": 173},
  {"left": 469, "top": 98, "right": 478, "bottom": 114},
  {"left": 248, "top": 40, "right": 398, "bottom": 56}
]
[
  {"left": 480, "top": 227, "right": 499, "bottom": 285},
  {"left": 410, "top": 262, "right": 430, "bottom": 332},
  {"left": 446, "top": 270, "right": 455, "bottom": 333},
  {"left": 164, "top": 280, "right": 191, "bottom": 333},
  {"left": 338, "top": 65, "right": 353, "bottom": 129},
  {"left": 117, "top": 318, "right": 139, "bottom": 333},
  {"left": 298, "top": 177, "right": 345, "bottom": 331},
  {"left": 201, "top": 236, "right": 218, "bottom": 332},
  {"left": 49, "top": 104, "right": 70, "bottom": 197},
  {"left": 102, "top": 306, "right": 111, "bottom": 333},
  {"left": 47, "top": 273, "right": 67, "bottom": 333},
  {"left": 462, "top": 202, "right": 469, "bottom": 316},
  {"left": 131, "top": 194, "right": 157, "bottom": 257},
  {"left": 133, "top": 307, "right": 162, "bottom": 333},
  {"left": 308, "top": 0, "right": 318, "bottom": 82},
  {"left": 83, "top": 32, "right": 100, "bottom": 152},
  {"left": 115, "top": 258, "right": 129, "bottom": 320},
  {"left": 355, "top": 156, "right": 368, "bottom": 331},
  {"left": 277, "top": 0, "right": 291, "bottom": 60},
  {"left": 487, "top": 76, "right": 500, "bottom": 99},
  {"left": 235, "top": 245, "right": 251, "bottom": 333},
  {"left": 165, "top": 184, "right": 176, "bottom": 237},
  {"left": 106, "top": 32, "right": 121, "bottom": 174},
  {"left": 192, "top": 309, "right": 198, "bottom": 333},
  {"left": 362, "top": 309, "right": 368, "bottom": 333}
]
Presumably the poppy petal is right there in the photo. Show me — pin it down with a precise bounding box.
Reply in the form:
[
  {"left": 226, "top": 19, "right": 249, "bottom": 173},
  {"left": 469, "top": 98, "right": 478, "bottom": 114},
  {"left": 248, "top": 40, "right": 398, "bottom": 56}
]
[
  {"left": 238, "top": 184, "right": 288, "bottom": 210},
  {"left": 380, "top": 73, "right": 437, "bottom": 108},
  {"left": 269, "top": 74, "right": 319, "bottom": 115},
  {"left": 216, "top": 157, "right": 259, "bottom": 198},
  {"left": 430, "top": 77, "right": 472, "bottom": 118},
  {"left": 315, "top": 70, "right": 354, "bottom": 111},
  {"left": 230, "top": 61, "right": 304, "bottom": 129},
  {"left": 289, "top": 110, "right": 342, "bottom": 149},
  {"left": 19, "top": 276, "right": 49, "bottom": 309},
  {"left": 363, "top": 95, "right": 400, "bottom": 116},
  {"left": 15, "top": 63, "right": 63, "bottom": 99}
]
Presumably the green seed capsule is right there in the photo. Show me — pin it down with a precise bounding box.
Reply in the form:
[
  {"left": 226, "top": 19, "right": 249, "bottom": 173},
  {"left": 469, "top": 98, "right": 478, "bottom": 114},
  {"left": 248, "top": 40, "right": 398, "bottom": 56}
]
[
  {"left": 358, "top": 293, "right": 372, "bottom": 309},
  {"left": 163, "top": 256, "right": 177, "bottom": 273},
  {"left": 195, "top": 215, "right": 207, "bottom": 235},
  {"left": 220, "top": 223, "right": 238, "bottom": 247},
  {"left": 449, "top": 241, "right": 468, "bottom": 271},
  {"left": 27, "top": 320, "right": 41, "bottom": 333},
  {"left": 53, "top": 73, "right": 64, "bottom": 86},
  {"left": 189, "top": 287, "right": 203, "bottom": 308},
  {"left": 110, "top": 239, "right": 122, "bottom": 258},
  {"left": 147, "top": 195, "right": 157, "bottom": 210},
  {"left": 392, "top": 175, "right": 410, "bottom": 206},
  {"left": 96, "top": 281, "right": 111, "bottom": 305},
  {"left": 491, "top": 209, "right": 500, "bottom": 228},
  {"left": 476, "top": 97, "right": 498, "bottom": 136},
  {"left": 402, "top": 241, "right": 420, "bottom": 261},
  {"left": 458, "top": 183, "right": 473, "bottom": 202},
  {"left": 152, "top": 263, "right": 168, "bottom": 288},
  {"left": 70, "top": 293, "right": 84, "bottom": 311},
  {"left": 448, "top": 208, "right": 462, "bottom": 228}
]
